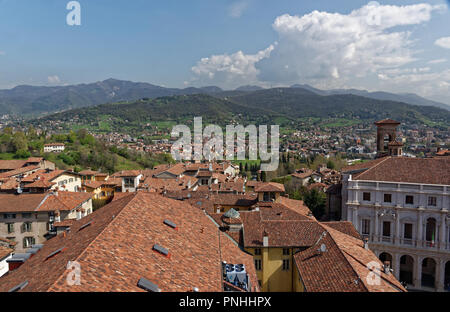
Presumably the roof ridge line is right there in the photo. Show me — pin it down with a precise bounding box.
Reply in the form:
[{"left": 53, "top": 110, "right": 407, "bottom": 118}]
[
  {"left": 47, "top": 192, "right": 139, "bottom": 291},
  {"left": 353, "top": 156, "right": 390, "bottom": 180},
  {"left": 340, "top": 248, "right": 405, "bottom": 292},
  {"left": 317, "top": 223, "right": 368, "bottom": 291}
]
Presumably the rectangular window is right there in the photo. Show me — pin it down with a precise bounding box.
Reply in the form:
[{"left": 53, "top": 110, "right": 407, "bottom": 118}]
[
  {"left": 254, "top": 248, "right": 261, "bottom": 255},
  {"left": 23, "top": 237, "right": 35, "bottom": 248},
  {"left": 124, "top": 178, "right": 134, "bottom": 188},
  {"left": 22, "top": 213, "right": 32, "bottom": 219},
  {"left": 383, "top": 221, "right": 391, "bottom": 237},
  {"left": 282, "top": 259, "right": 290, "bottom": 271},
  {"left": 21, "top": 222, "right": 32, "bottom": 233},
  {"left": 428, "top": 196, "right": 437, "bottom": 207},
  {"left": 384, "top": 194, "right": 392, "bottom": 203},
  {"left": 7, "top": 223, "right": 14, "bottom": 234},
  {"left": 362, "top": 219, "right": 370, "bottom": 235},
  {"left": 363, "top": 192, "right": 371, "bottom": 201},
  {"left": 404, "top": 223, "right": 413, "bottom": 239},
  {"left": 282, "top": 248, "right": 290, "bottom": 256},
  {"left": 405, "top": 195, "right": 414, "bottom": 205},
  {"left": 254, "top": 259, "right": 262, "bottom": 271},
  {"left": 3, "top": 214, "right": 16, "bottom": 219}
]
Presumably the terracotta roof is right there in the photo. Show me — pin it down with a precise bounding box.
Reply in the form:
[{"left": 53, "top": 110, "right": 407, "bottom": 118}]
[
  {"left": 210, "top": 193, "right": 258, "bottom": 207},
  {"left": 112, "top": 170, "right": 141, "bottom": 177},
  {"left": 254, "top": 182, "right": 285, "bottom": 193},
  {"left": 341, "top": 157, "right": 389, "bottom": 173},
  {"left": 0, "top": 192, "right": 91, "bottom": 213},
  {"left": 0, "top": 160, "right": 27, "bottom": 171},
  {"left": 26, "top": 157, "right": 43, "bottom": 163},
  {"left": 278, "top": 196, "right": 312, "bottom": 217},
  {"left": 0, "top": 192, "right": 259, "bottom": 292},
  {"left": 37, "top": 192, "right": 92, "bottom": 212},
  {"left": 0, "top": 245, "right": 13, "bottom": 260},
  {"left": 21, "top": 170, "right": 74, "bottom": 183},
  {"left": 294, "top": 224, "right": 406, "bottom": 292},
  {"left": 78, "top": 170, "right": 100, "bottom": 176},
  {"left": 82, "top": 181, "right": 104, "bottom": 189},
  {"left": 157, "top": 163, "right": 186, "bottom": 177},
  {"left": 353, "top": 157, "right": 450, "bottom": 185},
  {"left": 0, "top": 237, "right": 17, "bottom": 248},
  {"left": 138, "top": 176, "right": 197, "bottom": 192},
  {"left": 0, "top": 178, "right": 20, "bottom": 190},
  {"left": 24, "top": 180, "right": 55, "bottom": 189},
  {"left": 0, "top": 165, "right": 40, "bottom": 178},
  {"left": 321, "top": 221, "right": 361, "bottom": 240},
  {"left": 291, "top": 169, "right": 314, "bottom": 179}
]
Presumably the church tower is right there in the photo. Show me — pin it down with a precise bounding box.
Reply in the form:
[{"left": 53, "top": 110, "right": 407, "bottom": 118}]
[{"left": 374, "top": 119, "right": 402, "bottom": 158}]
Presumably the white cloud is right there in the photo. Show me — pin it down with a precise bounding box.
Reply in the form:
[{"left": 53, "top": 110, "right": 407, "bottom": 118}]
[
  {"left": 428, "top": 58, "right": 447, "bottom": 64},
  {"left": 191, "top": 2, "right": 444, "bottom": 91},
  {"left": 257, "top": 1, "right": 442, "bottom": 85},
  {"left": 191, "top": 45, "right": 274, "bottom": 88},
  {"left": 228, "top": 0, "right": 250, "bottom": 18},
  {"left": 435, "top": 36, "right": 450, "bottom": 49},
  {"left": 47, "top": 75, "right": 61, "bottom": 84}
]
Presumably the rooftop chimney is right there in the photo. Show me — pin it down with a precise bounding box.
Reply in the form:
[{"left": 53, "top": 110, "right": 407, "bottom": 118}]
[
  {"left": 363, "top": 238, "right": 369, "bottom": 250},
  {"left": 383, "top": 261, "right": 391, "bottom": 274},
  {"left": 263, "top": 230, "right": 269, "bottom": 247}
]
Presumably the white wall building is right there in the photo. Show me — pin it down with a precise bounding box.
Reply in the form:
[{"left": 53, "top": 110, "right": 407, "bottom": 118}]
[
  {"left": 44, "top": 143, "right": 65, "bottom": 153},
  {"left": 342, "top": 156, "right": 450, "bottom": 292},
  {"left": 0, "top": 247, "right": 12, "bottom": 277}
]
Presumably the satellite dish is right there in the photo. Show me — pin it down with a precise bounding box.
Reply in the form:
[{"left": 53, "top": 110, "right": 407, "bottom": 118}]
[
  {"left": 16, "top": 187, "right": 23, "bottom": 194},
  {"left": 319, "top": 244, "right": 327, "bottom": 253}
]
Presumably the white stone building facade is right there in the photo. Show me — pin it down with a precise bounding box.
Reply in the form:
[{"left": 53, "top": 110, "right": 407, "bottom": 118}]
[{"left": 342, "top": 175, "right": 450, "bottom": 292}]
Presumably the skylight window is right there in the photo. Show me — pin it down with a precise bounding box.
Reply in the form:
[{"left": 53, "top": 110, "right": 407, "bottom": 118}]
[
  {"left": 45, "top": 247, "right": 66, "bottom": 261},
  {"left": 153, "top": 244, "right": 169, "bottom": 257},
  {"left": 8, "top": 281, "right": 28, "bottom": 292},
  {"left": 78, "top": 221, "right": 92, "bottom": 231},
  {"left": 137, "top": 277, "right": 160, "bottom": 292},
  {"left": 163, "top": 219, "right": 177, "bottom": 229}
]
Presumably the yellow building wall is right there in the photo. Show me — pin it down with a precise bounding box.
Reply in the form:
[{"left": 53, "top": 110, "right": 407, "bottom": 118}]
[
  {"left": 246, "top": 247, "right": 294, "bottom": 292},
  {"left": 293, "top": 262, "right": 305, "bottom": 292}
]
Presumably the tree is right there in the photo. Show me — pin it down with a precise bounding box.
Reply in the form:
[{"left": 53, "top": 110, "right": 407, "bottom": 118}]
[
  {"left": 12, "top": 132, "right": 28, "bottom": 152},
  {"left": 326, "top": 160, "right": 336, "bottom": 170},
  {"left": 303, "top": 188, "right": 326, "bottom": 219}
]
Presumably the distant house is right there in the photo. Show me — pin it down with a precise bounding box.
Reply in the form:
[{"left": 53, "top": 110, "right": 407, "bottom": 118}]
[
  {"left": 44, "top": 143, "right": 65, "bottom": 153},
  {"left": 0, "top": 192, "right": 93, "bottom": 253},
  {"left": 0, "top": 245, "right": 13, "bottom": 277}
]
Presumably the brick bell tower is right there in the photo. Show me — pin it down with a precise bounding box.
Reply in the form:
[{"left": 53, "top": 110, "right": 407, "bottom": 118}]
[{"left": 374, "top": 119, "right": 402, "bottom": 158}]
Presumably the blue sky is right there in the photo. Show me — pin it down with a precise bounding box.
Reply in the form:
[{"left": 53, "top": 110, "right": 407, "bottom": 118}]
[{"left": 1, "top": 0, "right": 450, "bottom": 103}]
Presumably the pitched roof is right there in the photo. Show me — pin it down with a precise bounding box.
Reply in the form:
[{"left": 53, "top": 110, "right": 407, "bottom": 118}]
[
  {"left": 254, "top": 182, "right": 285, "bottom": 193},
  {"left": 0, "top": 165, "right": 40, "bottom": 178},
  {"left": 112, "top": 170, "right": 141, "bottom": 177},
  {"left": 0, "top": 192, "right": 91, "bottom": 213},
  {"left": 353, "top": 157, "right": 450, "bottom": 185},
  {"left": 0, "top": 192, "right": 259, "bottom": 292},
  {"left": 294, "top": 224, "right": 406, "bottom": 292},
  {"left": 24, "top": 180, "right": 55, "bottom": 189},
  {"left": 278, "top": 196, "right": 312, "bottom": 217},
  {"left": 210, "top": 193, "right": 258, "bottom": 207},
  {"left": 341, "top": 157, "right": 389, "bottom": 173},
  {"left": 321, "top": 221, "right": 361, "bottom": 240},
  {"left": 0, "top": 160, "right": 27, "bottom": 171},
  {"left": 0, "top": 245, "right": 13, "bottom": 261}
]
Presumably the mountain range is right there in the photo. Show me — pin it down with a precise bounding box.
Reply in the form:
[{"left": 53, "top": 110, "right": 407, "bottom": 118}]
[
  {"left": 31, "top": 87, "right": 450, "bottom": 133},
  {"left": 1, "top": 78, "right": 449, "bottom": 117}
]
